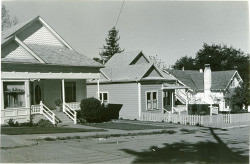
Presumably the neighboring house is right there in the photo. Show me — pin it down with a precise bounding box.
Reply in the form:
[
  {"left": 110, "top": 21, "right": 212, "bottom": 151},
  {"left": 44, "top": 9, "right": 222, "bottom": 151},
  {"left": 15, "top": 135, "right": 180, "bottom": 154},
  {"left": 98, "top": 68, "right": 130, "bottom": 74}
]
[
  {"left": 166, "top": 64, "right": 243, "bottom": 111},
  {"left": 87, "top": 51, "right": 188, "bottom": 120},
  {"left": 1, "top": 16, "right": 103, "bottom": 124}
]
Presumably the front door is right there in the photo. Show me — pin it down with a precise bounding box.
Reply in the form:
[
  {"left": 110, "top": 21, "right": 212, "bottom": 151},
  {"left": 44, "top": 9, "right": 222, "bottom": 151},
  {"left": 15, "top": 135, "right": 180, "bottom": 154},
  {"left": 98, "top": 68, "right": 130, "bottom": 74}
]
[
  {"left": 163, "top": 90, "right": 173, "bottom": 111},
  {"left": 31, "top": 80, "right": 44, "bottom": 105},
  {"left": 65, "top": 82, "right": 76, "bottom": 102}
]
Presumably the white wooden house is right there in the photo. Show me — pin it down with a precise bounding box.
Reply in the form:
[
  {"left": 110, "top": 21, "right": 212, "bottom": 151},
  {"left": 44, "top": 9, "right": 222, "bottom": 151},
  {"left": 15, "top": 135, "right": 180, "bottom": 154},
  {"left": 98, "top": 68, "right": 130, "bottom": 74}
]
[
  {"left": 1, "top": 16, "right": 103, "bottom": 124},
  {"left": 166, "top": 64, "right": 243, "bottom": 111},
  {"left": 87, "top": 51, "right": 188, "bottom": 120}
]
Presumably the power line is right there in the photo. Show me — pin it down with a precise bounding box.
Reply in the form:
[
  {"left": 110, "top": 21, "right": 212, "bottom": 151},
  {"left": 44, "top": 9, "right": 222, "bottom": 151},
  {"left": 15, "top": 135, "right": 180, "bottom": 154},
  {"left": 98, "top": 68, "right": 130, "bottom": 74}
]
[{"left": 115, "top": 0, "right": 125, "bottom": 27}]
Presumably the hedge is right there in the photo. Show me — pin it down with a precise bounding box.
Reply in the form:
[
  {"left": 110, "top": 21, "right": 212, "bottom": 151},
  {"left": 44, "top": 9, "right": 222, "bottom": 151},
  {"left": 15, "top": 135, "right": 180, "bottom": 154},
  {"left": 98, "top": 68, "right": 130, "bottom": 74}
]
[{"left": 78, "top": 97, "right": 122, "bottom": 123}]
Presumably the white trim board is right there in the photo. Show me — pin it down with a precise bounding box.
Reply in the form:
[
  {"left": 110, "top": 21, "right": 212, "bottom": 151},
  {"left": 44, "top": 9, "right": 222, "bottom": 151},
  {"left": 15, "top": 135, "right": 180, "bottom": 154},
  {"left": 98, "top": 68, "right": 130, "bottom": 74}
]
[{"left": 1, "top": 72, "right": 100, "bottom": 80}]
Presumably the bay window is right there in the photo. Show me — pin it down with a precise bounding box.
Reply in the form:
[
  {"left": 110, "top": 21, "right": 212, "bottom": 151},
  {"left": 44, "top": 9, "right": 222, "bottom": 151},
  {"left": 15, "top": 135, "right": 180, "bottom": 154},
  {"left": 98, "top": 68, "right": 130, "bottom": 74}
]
[{"left": 4, "top": 82, "right": 26, "bottom": 108}]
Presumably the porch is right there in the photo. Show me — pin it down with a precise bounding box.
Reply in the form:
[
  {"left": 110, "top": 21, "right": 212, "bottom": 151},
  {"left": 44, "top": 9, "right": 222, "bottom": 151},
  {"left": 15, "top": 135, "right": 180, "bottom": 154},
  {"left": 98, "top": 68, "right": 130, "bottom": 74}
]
[
  {"left": 162, "top": 83, "right": 189, "bottom": 114},
  {"left": 1, "top": 72, "right": 100, "bottom": 124}
]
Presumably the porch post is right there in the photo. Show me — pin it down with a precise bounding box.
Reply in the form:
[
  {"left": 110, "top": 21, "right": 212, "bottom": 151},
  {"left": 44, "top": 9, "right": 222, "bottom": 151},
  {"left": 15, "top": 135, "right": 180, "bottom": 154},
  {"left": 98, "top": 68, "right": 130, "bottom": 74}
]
[
  {"left": 97, "top": 79, "right": 100, "bottom": 100},
  {"left": 62, "top": 79, "right": 65, "bottom": 112},
  {"left": 1, "top": 80, "right": 4, "bottom": 110},
  {"left": 185, "top": 89, "right": 188, "bottom": 111},
  {"left": 138, "top": 82, "right": 141, "bottom": 120},
  {"left": 171, "top": 91, "right": 174, "bottom": 113},
  {"left": 25, "top": 80, "right": 30, "bottom": 108}
]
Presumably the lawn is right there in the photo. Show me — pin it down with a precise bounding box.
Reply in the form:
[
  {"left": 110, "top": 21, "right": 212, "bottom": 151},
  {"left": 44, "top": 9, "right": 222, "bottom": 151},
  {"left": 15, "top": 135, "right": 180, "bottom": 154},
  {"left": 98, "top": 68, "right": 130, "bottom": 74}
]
[
  {"left": 1, "top": 127, "right": 105, "bottom": 135},
  {"left": 86, "top": 122, "right": 168, "bottom": 130}
]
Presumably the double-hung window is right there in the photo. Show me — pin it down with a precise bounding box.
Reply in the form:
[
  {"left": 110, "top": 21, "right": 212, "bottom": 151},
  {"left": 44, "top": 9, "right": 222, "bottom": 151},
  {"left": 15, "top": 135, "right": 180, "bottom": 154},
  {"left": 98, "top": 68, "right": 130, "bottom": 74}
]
[
  {"left": 99, "top": 92, "right": 108, "bottom": 105},
  {"left": 146, "top": 91, "right": 158, "bottom": 110}
]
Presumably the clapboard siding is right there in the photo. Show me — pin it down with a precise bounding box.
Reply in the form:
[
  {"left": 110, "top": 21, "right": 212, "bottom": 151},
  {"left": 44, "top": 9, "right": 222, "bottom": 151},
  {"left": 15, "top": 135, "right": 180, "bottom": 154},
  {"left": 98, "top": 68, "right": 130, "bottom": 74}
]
[
  {"left": 87, "top": 83, "right": 139, "bottom": 120},
  {"left": 2, "top": 41, "right": 35, "bottom": 60},
  {"left": 141, "top": 84, "right": 163, "bottom": 113},
  {"left": 17, "top": 21, "right": 65, "bottom": 47}
]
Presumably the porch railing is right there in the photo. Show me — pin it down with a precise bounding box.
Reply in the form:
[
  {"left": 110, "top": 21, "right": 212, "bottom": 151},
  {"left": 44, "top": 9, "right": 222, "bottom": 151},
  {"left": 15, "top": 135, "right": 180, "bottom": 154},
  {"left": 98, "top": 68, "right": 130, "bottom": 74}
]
[
  {"left": 67, "top": 102, "right": 80, "bottom": 111},
  {"left": 31, "top": 101, "right": 56, "bottom": 124},
  {"left": 63, "top": 102, "right": 77, "bottom": 124},
  {"left": 31, "top": 105, "right": 41, "bottom": 114}
]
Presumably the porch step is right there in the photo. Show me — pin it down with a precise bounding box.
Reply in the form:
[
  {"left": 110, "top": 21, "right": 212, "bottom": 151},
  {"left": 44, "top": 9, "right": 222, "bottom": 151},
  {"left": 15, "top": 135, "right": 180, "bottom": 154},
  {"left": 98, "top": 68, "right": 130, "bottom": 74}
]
[{"left": 53, "top": 111, "right": 74, "bottom": 124}]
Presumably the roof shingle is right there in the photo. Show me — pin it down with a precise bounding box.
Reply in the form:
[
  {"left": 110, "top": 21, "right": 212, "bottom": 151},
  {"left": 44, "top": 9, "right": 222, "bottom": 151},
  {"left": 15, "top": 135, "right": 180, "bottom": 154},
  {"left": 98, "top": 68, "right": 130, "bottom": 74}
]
[
  {"left": 168, "top": 69, "right": 237, "bottom": 90},
  {"left": 27, "top": 44, "right": 103, "bottom": 67}
]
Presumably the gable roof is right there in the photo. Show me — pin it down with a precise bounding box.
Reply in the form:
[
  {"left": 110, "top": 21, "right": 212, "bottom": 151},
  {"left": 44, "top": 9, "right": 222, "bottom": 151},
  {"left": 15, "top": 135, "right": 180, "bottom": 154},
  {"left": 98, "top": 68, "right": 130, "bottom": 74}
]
[
  {"left": 167, "top": 69, "right": 241, "bottom": 91},
  {"left": 1, "top": 16, "right": 103, "bottom": 68},
  {"left": 105, "top": 51, "right": 150, "bottom": 67},
  {"left": 99, "top": 51, "right": 176, "bottom": 82}
]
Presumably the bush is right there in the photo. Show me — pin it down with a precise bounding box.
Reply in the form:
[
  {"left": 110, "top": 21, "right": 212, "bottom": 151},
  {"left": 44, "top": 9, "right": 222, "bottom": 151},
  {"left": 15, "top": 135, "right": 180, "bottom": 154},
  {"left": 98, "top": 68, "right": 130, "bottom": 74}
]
[
  {"left": 99, "top": 105, "right": 110, "bottom": 122},
  {"left": 37, "top": 119, "right": 54, "bottom": 127},
  {"left": 78, "top": 98, "right": 123, "bottom": 123},
  {"left": 80, "top": 97, "right": 102, "bottom": 123},
  {"left": 7, "top": 118, "right": 19, "bottom": 127},
  {"left": 107, "top": 104, "right": 122, "bottom": 119}
]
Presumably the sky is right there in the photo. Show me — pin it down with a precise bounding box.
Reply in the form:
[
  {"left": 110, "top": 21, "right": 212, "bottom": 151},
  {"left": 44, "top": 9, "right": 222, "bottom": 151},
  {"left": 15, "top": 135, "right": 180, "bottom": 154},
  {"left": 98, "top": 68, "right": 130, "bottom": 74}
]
[{"left": 2, "top": 0, "right": 249, "bottom": 67}]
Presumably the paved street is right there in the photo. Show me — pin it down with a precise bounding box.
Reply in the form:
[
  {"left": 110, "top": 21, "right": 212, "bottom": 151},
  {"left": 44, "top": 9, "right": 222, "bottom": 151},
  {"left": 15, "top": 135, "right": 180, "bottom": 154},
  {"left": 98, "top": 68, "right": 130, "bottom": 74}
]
[{"left": 1, "top": 124, "right": 249, "bottom": 163}]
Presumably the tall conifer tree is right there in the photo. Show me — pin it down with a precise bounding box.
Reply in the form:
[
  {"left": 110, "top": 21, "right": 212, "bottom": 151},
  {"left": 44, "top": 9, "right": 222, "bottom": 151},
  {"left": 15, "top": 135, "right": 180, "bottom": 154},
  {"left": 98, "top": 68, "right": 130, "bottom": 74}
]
[{"left": 99, "top": 27, "right": 124, "bottom": 63}]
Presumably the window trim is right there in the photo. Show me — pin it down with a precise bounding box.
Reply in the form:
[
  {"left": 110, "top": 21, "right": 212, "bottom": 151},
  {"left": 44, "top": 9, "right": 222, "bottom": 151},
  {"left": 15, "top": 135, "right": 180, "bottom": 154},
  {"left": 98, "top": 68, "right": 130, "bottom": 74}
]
[
  {"left": 98, "top": 91, "right": 109, "bottom": 104},
  {"left": 3, "top": 81, "right": 26, "bottom": 109},
  {"left": 145, "top": 90, "right": 158, "bottom": 111}
]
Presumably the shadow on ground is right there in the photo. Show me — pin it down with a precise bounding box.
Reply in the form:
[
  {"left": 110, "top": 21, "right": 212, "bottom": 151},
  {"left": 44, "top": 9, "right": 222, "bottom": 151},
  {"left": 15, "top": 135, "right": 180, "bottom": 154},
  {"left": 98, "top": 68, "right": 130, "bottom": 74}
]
[{"left": 122, "top": 128, "right": 249, "bottom": 163}]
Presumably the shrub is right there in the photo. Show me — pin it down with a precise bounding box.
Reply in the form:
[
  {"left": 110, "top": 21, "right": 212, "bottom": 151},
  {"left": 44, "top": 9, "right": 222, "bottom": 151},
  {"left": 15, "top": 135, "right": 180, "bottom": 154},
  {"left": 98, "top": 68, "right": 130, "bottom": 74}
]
[
  {"left": 7, "top": 118, "right": 19, "bottom": 127},
  {"left": 80, "top": 97, "right": 102, "bottom": 123},
  {"left": 99, "top": 105, "right": 110, "bottom": 122},
  {"left": 78, "top": 98, "right": 123, "bottom": 123},
  {"left": 107, "top": 104, "right": 122, "bottom": 119},
  {"left": 37, "top": 119, "right": 54, "bottom": 127}
]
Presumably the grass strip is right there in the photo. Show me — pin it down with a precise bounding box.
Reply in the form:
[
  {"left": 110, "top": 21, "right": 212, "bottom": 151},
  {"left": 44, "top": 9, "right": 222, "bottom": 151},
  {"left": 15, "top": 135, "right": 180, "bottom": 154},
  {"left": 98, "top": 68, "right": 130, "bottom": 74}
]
[
  {"left": 1, "top": 127, "right": 105, "bottom": 135},
  {"left": 43, "top": 129, "right": 177, "bottom": 141}
]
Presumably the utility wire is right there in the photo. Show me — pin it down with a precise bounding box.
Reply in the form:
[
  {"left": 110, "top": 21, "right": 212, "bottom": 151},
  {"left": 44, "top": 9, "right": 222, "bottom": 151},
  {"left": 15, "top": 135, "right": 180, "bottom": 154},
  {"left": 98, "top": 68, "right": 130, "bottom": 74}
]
[{"left": 115, "top": 0, "right": 125, "bottom": 27}]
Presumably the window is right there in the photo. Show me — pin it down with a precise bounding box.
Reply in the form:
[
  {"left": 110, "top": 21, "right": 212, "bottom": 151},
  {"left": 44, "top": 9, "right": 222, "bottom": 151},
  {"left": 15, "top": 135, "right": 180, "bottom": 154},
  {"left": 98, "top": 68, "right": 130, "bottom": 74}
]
[
  {"left": 65, "top": 82, "right": 76, "bottom": 102},
  {"left": 99, "top": 92, "right": 108, "bottom": 105},
  {"left": 146, "top": 91, "right": 158, "bottom": 110},
  {"left": 4, "top": 82, "right": 26, "bottom": 108}
]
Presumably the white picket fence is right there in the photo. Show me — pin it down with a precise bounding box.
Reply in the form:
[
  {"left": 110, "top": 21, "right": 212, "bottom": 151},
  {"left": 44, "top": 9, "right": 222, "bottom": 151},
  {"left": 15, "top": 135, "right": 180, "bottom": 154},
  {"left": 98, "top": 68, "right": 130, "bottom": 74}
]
[{"left": 141, "top": 112, "right": 250, "bottom": 126}]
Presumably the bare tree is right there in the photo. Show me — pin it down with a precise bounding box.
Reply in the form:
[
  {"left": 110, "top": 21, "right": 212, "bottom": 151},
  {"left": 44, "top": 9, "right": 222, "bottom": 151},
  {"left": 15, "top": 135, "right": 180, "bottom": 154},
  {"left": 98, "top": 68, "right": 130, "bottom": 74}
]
[
  {"left": 149, "top": 55, "right": 168, "bottom": 71},
  {"left": 2, "top": 5, "right": 18, "bottom": 31}
]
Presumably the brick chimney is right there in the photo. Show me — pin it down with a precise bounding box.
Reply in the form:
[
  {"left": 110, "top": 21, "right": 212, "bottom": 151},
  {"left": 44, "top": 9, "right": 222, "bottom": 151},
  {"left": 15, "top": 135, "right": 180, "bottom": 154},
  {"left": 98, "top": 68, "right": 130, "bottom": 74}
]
[{"left": 204, "top": 64, "right": 212, "bottom": 102}]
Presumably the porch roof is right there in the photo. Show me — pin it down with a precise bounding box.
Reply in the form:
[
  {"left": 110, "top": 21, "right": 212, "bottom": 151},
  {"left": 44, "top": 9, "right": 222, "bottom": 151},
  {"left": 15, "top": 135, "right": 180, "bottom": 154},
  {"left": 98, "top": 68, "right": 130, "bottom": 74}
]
[{"left": 162, "top": 83, "right": 189, "bottom": 90}]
